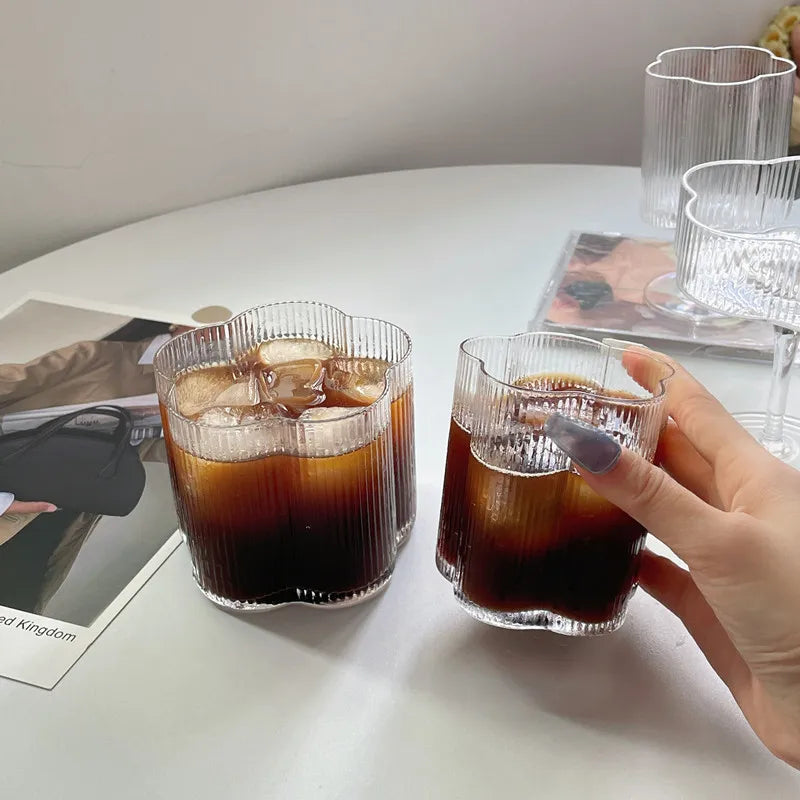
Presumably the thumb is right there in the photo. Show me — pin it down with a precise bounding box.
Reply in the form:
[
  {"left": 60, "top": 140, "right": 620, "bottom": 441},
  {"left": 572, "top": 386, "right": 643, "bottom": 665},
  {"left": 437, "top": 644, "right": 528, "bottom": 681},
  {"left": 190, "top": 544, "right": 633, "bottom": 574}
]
[{"left": 544, "top": 413, "right": 724, "bottom": 564}]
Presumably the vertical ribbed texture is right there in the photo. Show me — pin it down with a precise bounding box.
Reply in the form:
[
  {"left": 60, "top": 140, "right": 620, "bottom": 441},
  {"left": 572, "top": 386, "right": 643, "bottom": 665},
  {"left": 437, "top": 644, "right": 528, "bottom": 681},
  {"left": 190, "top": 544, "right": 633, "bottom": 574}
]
[
  {"left": 676, "top": 157, "right": 800, "bottom": 326},
  {"left": 345, "top": 313, "right": 416, "bottom": 544},
  {"left": 390, "top": 385, "right": 416, "bottom": 544},
  {"left": 154, "top": 301, "right": 414, "bottom": 610},
  {"left": 436, "top": 335, "right": 507, "bottom": 578},
  {"left": 437, "top": 332, "right": 673, "bottom": 634},
  {"left": 641, "top": 46, "right": 794, "bottom": 228},
  {"left": 436, "top": 416, "right": 471, "bottom": 578}
]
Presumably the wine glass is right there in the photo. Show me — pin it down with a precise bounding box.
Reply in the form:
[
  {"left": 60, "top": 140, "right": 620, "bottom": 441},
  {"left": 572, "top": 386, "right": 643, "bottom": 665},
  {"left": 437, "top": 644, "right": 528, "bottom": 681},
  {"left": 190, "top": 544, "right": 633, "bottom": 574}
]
[
  {"left": 675, "top": 156, "right": 800, "bottom": 464},
  {"left": 641, "top": 46, "right": 795, "bottom": 326}
]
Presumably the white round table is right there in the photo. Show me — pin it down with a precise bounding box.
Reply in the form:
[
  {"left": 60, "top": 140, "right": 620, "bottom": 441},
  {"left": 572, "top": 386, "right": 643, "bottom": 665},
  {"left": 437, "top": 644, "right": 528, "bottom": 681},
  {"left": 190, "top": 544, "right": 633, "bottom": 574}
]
[{"left": 1, "top": 165, "right": 798, "bottom": 797}]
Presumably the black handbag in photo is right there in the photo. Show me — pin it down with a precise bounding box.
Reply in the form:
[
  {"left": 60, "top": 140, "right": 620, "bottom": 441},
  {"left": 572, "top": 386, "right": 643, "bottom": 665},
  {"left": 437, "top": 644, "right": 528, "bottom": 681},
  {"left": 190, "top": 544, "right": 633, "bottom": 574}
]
[{"left": 0, "top": 406, "right": 146, "bottom": 516}]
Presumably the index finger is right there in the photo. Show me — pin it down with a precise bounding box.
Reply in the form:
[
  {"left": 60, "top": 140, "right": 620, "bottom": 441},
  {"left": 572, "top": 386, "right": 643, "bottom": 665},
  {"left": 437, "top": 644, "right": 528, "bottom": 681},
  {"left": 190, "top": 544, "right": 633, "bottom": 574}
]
[
  {"left": 622, "top": 348, "right": 763, "bottom": 469},
  {"left": 575, "top": 446, "right": 726, "bottom": 566}
]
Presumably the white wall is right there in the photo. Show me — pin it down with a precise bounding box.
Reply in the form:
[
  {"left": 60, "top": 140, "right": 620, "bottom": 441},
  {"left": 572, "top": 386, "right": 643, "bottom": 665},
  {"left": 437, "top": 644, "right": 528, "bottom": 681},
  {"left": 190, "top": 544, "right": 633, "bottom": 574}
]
[{"left": 0, "top": 0, "right": 782, "bottom": 273}]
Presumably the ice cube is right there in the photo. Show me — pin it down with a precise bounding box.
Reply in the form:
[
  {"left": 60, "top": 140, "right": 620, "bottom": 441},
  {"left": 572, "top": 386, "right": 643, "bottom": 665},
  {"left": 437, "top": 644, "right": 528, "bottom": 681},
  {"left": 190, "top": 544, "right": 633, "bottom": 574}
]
[
  {"left": 194, "top": 399, "right": 289, "bottom": 428},
  {"left": 257, "top": 338, "right": 335, "bottom": 366},
  {"left": 195, "top": 406, "right": 242, "bottom": 427},
  {"left": 175, "top": 366, "right": 241, "bottom": 418},
  {"left": 238, "top": 402, "right": 291, "bottom": 424},
  {"left": 266, "top": 359, "right": 326, "bottom": 412},
  {"left": 297, "top": 405, "right": 364, "bottom": 457},
  {"left": 213, "top": 371, "right": 262, "bottom": 408},
  {"left": 298, "top": 406, "right": 360, "bottom": 422},
  {"left": 188, "top": 401, "right": 290, "bottom": 461},
  {"left": 324, "top": 357, "right": 389, "bottom": 406},
  {"left": 465, "top": 463, "right": 566, "bottom": 557}
]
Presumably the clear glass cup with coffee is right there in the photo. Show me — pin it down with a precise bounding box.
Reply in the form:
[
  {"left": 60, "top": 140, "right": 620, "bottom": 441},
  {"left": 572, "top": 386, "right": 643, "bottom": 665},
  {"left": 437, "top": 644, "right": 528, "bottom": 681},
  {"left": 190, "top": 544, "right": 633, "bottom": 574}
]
[
  {"left": 154, "top": 301, "right": 415, "bottom": 610},
  {"left": 436, "top": 332, "right": 673, "bottom": 634}
]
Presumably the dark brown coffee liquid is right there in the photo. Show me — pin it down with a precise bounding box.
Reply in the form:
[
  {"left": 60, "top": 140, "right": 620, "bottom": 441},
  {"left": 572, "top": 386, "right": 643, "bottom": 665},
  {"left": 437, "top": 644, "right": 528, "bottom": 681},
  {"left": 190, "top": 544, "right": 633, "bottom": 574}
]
[
  {"left": 460, "top": 456, "right": 644, "bottom": 622},
  {"left": 162, "top": 343, "right": 413, "bottom": 604},
  {"left": 439, "top": 372, "right": 646, "bottom": 623},
  {"left": 390, "top": 387, "right": 416, "bottom": 538},
  {"left": 164, "top": 425, "right": 395, "bottom": 603},
  {"left": 436, "top": 416, "right": 470, "bottom": 573}
]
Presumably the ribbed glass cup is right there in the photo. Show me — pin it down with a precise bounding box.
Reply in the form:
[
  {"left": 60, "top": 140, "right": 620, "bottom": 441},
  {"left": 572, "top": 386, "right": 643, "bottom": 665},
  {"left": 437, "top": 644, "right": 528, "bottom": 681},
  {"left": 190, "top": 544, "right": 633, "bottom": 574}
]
[
  {"left": 436, "top": 332, "right": 673, "bottom": 635},
  {"left": 677, "top": 158, "right": 800, "bottom": 323},
  {"left": 153, "top": 301, "right": 415, "bottom": 611},
  {"left": 675, "top": 157, "right": 800, "bottom": 464},
  {"left": 642, "top": 46, "right": 794, "bottom": 229}
]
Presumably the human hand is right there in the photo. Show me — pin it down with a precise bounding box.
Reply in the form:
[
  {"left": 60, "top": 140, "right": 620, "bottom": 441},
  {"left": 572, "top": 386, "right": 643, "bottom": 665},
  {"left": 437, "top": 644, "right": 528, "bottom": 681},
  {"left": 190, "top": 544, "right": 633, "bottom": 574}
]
[
  {"left": 6, "top": 500, "right": 57, "bottom": 515},
  {"left": 545, "top": 355, "right": 800, "bottom": 769},
  {"left": 0, "top": 492, "right": 57, "bottom": 516}
]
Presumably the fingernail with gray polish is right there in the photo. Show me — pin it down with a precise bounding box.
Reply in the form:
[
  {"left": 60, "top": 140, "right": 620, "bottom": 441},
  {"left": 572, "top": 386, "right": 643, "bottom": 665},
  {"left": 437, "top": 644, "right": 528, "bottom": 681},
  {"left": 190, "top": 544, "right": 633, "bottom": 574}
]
[{"left": 543, "top": 413, "right": 621, "bottom": 474}]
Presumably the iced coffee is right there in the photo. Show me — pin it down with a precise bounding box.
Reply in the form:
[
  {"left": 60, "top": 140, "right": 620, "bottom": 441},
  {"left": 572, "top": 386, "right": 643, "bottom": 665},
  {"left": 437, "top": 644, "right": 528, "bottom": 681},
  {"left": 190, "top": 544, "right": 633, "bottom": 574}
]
[
  {"left": 436, "top": 333, "right": 673, "bottom": 634},
  {"left": 458, "top": 374, "right": 646, "bottom": 624},
  {"left": 154, "top": 303, "right": 415, "bottom": 610}
]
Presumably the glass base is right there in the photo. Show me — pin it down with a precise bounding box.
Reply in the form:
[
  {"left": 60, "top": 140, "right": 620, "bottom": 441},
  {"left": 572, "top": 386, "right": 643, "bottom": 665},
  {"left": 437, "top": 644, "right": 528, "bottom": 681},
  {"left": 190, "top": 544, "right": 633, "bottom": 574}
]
[
  {"left": 454, "top": 592, "right": 629, "bottom": 636},
  {"left": 396, "top": 514, "right": 415, "bottom": 547},
  {"left": 197, "top": 569, "right": 393, "bottom": 612},
  {"left": 644, "top": 272, "right": 741, "bottom": 327},
  {"left": 435, "top": 550, "right": 455, "bottom": 581},
  {"left": 733, "top": 412, "right": 800, "bottom": 466}
]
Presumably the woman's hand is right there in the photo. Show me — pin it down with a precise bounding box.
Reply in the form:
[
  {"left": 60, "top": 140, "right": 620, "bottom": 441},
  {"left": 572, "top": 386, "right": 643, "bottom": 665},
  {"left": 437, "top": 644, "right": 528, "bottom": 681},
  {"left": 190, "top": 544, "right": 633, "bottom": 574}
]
[
  {"left": 0, "top": 492, "right": 57, "bottom": 517},
  {"left": 6, "top": 500, "right": 57, "bottom": 515},
  {"left": 546, "top": 356, "right": 800, "bottom": 769}
]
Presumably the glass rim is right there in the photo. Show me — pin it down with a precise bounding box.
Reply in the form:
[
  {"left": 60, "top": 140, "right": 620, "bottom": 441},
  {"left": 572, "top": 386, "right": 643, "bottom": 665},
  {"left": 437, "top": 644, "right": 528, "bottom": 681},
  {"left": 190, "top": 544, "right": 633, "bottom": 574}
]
[
  {"left": 681, "top": 156, "right": 800, "bottom": 248},
  {"left": 459, "top": 331, "right": 675, "bottom": 405},
  {"left": 645, "top": 45, "right": 795, "bottom": 87},
  {"left": 153, "top": 300, "right": 412, "bottom": 429}
]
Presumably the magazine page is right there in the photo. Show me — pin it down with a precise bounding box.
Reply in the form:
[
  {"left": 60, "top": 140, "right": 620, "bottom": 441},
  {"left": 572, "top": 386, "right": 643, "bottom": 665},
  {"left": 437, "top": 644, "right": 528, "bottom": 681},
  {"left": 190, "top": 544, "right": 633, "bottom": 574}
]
[
  {"left": 0, "top": 294, "right": 193, "bottom": 688},
  {"left": 534, "top": 231, "right": 776, "bottom": 356}
]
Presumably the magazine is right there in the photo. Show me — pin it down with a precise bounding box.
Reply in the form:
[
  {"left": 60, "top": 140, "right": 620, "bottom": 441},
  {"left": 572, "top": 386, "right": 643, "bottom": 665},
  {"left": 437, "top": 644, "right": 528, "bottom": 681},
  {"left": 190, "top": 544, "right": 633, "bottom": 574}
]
[
  {"left": 0, "top": 294, "right": 193, "bottom": 689},
  {"left": 534, "top": 231, "right": 778, "bottom": 357}
]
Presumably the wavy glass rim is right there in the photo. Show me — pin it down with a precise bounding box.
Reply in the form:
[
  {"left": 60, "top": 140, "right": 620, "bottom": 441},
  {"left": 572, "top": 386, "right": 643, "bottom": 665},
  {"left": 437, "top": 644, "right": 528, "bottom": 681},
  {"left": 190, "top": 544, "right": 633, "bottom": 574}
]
[
  {"left": 154, "top": 300, "right": 412, "bottom": 429},
  {"left": 681, "top": 156, "right": 800, "bottom": 249},
  {"left": 646, "top": 45, "right": 795, "bottom": 87},
  {"left": 459, "top": 332, "right": 675, "bottom": 406}
]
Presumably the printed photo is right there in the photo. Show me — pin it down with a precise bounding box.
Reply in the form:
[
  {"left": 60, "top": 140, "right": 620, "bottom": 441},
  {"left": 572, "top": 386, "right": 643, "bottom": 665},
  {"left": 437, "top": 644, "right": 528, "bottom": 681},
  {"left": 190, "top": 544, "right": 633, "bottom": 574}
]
[
  {"left": 539, "top": 232, "right": 775, "bottom": 352},
  {"left": 0, "top": 299, "right": 188, "bottom": 628}
]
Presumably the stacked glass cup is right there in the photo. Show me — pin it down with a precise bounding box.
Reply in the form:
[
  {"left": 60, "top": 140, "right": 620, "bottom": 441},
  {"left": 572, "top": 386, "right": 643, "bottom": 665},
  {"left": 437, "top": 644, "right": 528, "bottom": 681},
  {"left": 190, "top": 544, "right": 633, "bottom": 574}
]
[{"left": 642, "top": 46, "right": 800, "bottom": 466}]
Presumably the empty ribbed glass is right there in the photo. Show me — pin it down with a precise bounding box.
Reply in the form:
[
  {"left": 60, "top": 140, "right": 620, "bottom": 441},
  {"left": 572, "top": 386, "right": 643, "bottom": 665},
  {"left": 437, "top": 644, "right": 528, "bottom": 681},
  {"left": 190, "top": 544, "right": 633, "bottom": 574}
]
[
  {"left": 153, "top": 301, "right": 415, "bottom": 611},
  {"left": 642, "top": 46, "right": 794, "bottom": 228},
  {"left": 436, "top": 332, "right": 674, "bottom": 635},
  {"left": 675, "top": 156, "right": 800, "bottom": 464},
  {"left": 641, "top": 46, "right": 794, "bottom": 324}
]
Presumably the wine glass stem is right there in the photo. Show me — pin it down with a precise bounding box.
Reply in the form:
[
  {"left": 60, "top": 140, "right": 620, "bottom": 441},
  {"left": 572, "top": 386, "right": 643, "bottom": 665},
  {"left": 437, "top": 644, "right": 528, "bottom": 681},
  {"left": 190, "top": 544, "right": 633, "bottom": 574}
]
[{"left": 761, "top": 326, "right": 799, "bottom": 457}]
